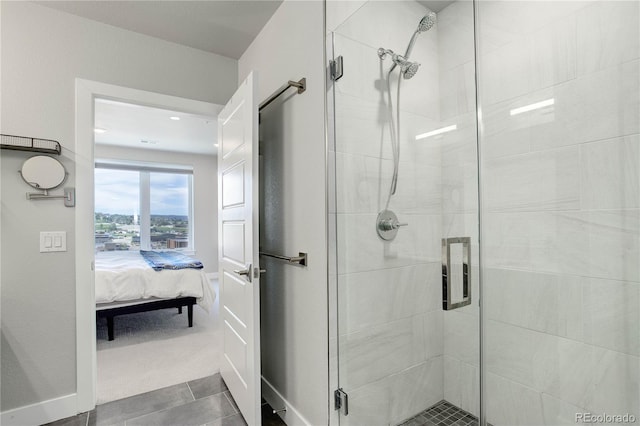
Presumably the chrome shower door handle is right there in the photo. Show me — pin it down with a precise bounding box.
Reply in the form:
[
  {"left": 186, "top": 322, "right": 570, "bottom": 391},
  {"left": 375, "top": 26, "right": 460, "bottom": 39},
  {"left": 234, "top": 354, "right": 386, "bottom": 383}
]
[{"left": 442, "top": 237, "right": 471, "bottom": 311}]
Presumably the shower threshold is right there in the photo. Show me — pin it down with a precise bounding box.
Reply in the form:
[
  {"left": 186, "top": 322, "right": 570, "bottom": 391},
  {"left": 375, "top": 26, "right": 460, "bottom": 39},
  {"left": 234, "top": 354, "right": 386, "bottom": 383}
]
[{"left": 398, "top": 400, "right": 480, "bottom": 426}]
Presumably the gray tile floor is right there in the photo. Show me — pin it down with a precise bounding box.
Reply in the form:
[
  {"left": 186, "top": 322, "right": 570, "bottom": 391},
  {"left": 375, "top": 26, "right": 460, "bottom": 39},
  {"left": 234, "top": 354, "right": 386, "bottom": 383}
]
[
  {"left": 399, "top": 400, "right": 479, "bottom": 426},
  {"left": 43, "top": 373, "right": 286, "bottom": 426}
]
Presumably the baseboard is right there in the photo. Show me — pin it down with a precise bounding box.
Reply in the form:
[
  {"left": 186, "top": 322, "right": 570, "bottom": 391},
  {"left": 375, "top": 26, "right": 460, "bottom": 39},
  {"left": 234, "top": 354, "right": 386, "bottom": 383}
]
[
  {"left": 206, "top": 272, "right": 219, "bottom": 281},
  {"left": 261, "top": 377, "right": 311, "bottom": 426},
  {"left": 1, "top": 393, "right": 77, "bottom": 426}
]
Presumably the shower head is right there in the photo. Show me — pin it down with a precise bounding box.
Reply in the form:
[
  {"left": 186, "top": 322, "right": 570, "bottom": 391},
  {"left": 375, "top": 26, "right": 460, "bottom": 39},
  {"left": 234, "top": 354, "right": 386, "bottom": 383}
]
[
  {"left": 402, "top": 61, "right": 420, "bottom": 79},
  {"left": 404, "top": 12, "right": 437, "bottom": 59},
  {"left": 391, "top": 53, "right": 420, "bottom": 79},
  {"left": 417, "top": 12, "right": 437, "bottom": 33},
  {"left": 378, "top": 50, "right": 422, "bottom": 79}
]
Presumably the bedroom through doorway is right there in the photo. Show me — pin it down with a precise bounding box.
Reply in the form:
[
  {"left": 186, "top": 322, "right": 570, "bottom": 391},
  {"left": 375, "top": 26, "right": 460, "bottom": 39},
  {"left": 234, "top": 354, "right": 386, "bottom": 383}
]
[{"left": 92, "top": 97, "right": 222, "bottom": 404}]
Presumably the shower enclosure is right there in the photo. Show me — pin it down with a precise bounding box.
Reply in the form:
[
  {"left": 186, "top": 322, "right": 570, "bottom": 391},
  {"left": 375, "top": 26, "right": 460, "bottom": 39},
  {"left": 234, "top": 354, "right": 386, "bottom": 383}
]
[{"left": 327, "top": 1, "right": 639, "bottom": 425}]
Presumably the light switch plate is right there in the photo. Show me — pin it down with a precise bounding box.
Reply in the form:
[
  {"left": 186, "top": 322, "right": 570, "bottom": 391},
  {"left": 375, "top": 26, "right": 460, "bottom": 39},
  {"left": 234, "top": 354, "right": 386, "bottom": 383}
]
[{"left": 40, "top": 231, "right": 67, "bottom": 252}]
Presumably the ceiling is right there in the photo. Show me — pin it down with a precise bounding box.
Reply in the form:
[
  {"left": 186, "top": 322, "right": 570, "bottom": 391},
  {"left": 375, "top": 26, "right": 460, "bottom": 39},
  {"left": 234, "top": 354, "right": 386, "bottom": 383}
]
[
  {"left": 35, "top": 0, "right": 283, "bottom": 59},
  {"left": 47, "top": 0, "right": 453, "bottom": 155},
  {"left": 94, "top": 99, "right": 218, "bottom": 155},
  {"left": 417, "top": 1, "right": 454, "bottom": 13}
]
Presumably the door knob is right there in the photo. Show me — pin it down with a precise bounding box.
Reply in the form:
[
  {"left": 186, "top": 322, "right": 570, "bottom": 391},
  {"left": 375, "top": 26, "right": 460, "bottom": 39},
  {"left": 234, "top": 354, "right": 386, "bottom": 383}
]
[{"left": 233, "top": 264, "right": 252, "bottom": 282}]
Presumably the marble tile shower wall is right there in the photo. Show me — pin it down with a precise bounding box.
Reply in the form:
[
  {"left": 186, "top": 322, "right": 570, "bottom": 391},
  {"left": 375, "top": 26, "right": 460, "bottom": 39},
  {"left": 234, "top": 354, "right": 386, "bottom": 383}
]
[
  {"left": 477, "top": 1, "right": 639, "bottom": 424},
  {"left": 331, "top": 1, "right": 446, "bottom": 425}
]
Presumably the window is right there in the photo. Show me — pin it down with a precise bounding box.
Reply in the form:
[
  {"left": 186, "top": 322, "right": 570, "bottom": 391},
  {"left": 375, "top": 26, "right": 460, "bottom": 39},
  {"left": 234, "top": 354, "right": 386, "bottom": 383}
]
[{"left": 94, "top": 163, "right": 193, "bottom": 252}]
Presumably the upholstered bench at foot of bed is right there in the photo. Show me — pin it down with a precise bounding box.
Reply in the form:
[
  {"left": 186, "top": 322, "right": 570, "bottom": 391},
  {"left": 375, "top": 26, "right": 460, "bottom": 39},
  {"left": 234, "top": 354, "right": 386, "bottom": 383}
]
[{"left": 96, "top": 297, "right": 197, "bottom": 341}]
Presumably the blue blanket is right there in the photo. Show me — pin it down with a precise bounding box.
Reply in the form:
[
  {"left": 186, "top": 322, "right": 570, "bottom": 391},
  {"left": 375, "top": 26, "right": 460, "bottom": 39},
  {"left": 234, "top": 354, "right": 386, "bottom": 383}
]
[{"left": 140, "top": 250, "right": 204, "bottom": 271}]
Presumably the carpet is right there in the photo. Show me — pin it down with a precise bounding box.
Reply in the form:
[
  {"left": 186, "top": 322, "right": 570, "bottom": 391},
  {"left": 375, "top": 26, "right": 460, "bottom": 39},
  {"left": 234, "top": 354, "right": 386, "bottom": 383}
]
[{"left": 96, "top": 280, "right": 221, "bottom": 404}]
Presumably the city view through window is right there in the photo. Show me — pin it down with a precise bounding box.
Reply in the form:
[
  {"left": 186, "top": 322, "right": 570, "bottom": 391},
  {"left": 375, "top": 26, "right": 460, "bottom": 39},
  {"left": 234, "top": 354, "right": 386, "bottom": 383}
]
[{"left": 95, "top": 168, "right": 191, "bottom": 251}]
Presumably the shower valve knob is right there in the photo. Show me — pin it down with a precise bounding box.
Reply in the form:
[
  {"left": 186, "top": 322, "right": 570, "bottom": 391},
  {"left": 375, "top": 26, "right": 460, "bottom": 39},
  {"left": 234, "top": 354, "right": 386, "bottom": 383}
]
[
  {"left": 378, "top": 218, "right": 408, "bottom": 231},
  {"left": 376, "top": 210, "right": 407, "bottom": 241}
]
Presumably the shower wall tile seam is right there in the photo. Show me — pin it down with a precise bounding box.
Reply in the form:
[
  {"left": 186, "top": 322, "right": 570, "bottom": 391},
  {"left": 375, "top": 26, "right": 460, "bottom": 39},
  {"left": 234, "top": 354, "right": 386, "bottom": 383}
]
[
  {"left": 336, "top": 263, "right": 440, "bottom": 274},
  {"left": 485, "top": 372, "right": 591, "bottom": 413},
  {"left": 485, "top": 316, "right": 640, "bottom": 358},
  {"left": 480, "top": 77, "right": 578, "bottom": 108},
  {"left": 483, "top": 266, "right": 640, "bottom": 285},
  {"left": 339, "top": 319, "right": 445, "bottom": 338},
  {"left": 332, "top": 30, "right": 383, "bottom": 53},
  {"left": 485, "top": 369, "right": 628, "bottom": 415},
  {"left": 333, "top": 90, "right": 442, "bottom": 121},
  {"left": 334, "top": 150, "right": 406, "bottom": 162},
  {"left": 337, "top": 264, "right": 441, "bottom": 272},
  {"left": 482, "top": 271, "right": 640, "bottom": 287},
  {"left": 575, "top": 55, "right": 640, "bottom": 79},
  {"left": 338, "top": 311, "right": 442, "bottom": 329},
  {"left": 479, "top": 57, "right": 638, "bottom": 109},
  {"left": 342, "top": 355, "right": 445, "bottom": 394},
  {"left": 338, "top": 268, "right": 442, "bottom": 275},
  {"left": 481, "top": 134, "right": 640, "bottom": 162},
  {"left": 484, "top": 207, "right": 640, "bottom": 214},
  {"left": 575, "top": 132, "right": 640, "bottom": 147}
]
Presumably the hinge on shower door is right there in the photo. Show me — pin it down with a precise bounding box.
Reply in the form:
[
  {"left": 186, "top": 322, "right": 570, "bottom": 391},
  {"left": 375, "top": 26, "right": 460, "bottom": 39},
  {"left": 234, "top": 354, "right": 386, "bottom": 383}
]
[
  {"left": 334, "top": 388, "right": 349, "bottom": 415},
  {"left": 330, "top": 56, "right": 344, "bottom": 81}
]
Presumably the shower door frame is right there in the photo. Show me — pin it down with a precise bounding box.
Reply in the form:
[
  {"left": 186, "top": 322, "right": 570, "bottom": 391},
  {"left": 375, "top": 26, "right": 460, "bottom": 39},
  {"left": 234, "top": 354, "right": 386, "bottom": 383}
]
[{"left": 325, "top": 0, "right": 486, "bottom": 424}]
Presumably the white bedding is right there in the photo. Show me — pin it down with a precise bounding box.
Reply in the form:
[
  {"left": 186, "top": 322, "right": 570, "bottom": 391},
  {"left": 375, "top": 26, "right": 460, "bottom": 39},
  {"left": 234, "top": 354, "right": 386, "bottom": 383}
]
[{"left": 95, "top": 251, "right": 215, "bottom": 311}]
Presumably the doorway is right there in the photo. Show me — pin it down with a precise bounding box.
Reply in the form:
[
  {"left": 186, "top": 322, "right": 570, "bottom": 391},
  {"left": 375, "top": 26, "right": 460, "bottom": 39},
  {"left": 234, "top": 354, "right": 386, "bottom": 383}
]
[
  {"left": 74, "top": 79, "right": 222, "bottom": 410},
  {"left": 92, "top": 98, "right": 220, "bottom": 403}
]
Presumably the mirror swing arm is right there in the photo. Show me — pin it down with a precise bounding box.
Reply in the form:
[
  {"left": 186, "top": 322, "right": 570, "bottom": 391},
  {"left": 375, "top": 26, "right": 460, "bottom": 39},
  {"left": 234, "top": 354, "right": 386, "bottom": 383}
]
[
  {"left": 26, "top": 188, "right": 75, "bottom": 206},
  {"left": 3, "top": 134, "right": 76, "bottom": 207}
]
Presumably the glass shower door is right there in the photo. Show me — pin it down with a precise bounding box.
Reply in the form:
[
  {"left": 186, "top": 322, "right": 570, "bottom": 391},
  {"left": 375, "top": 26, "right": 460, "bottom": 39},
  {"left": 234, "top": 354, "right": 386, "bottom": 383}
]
[
  {"left": 476, "top": 1, "right": 640, "bottom": 424},
  {"left": 328, "top": 1, "right": 481, "bottom": 424},
  {"left": 329, "top": 1, "right": 639, "bottom": 425}
]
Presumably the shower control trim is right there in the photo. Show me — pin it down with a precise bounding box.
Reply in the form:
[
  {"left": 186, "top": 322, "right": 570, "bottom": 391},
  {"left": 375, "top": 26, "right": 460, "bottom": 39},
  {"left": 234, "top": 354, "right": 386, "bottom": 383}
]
[{"left": 376, "top": 209, "right": 407, "bottom": 241}]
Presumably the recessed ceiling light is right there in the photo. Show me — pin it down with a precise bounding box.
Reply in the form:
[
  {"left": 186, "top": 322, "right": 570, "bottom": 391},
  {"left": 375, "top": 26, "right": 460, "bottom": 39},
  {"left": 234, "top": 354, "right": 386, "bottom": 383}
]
[
  {"left": 170, "top": 116, "right": 180, "bottom": 121},
  {"left": 94, "top": 128, "right": 107, "bottom": 134}
]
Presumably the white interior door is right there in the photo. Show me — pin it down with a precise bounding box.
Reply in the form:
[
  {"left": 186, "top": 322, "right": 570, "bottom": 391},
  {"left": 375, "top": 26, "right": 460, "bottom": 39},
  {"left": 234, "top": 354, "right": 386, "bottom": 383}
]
[{"left": 218, "top": 71, "right": 261, "bottom": 426}]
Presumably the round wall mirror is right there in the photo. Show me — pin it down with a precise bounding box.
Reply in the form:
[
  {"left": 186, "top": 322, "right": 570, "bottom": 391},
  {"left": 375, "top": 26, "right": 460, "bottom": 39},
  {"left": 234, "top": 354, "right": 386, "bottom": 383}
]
[{"left": 20, "top": 155, "right": 67, "bottom": 190}]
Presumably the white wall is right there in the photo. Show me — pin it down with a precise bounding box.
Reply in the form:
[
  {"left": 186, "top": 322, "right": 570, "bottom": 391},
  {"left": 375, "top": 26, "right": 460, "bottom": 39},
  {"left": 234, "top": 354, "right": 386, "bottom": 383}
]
[
  {"left": 0, "top": 1, "right": 236, "bottom": 413},
  {"left": 238, "top": 1, "right": 328, "bottom": 425},
  {"left": 94, "top": 145, "right": 218, "bottom": 274}
]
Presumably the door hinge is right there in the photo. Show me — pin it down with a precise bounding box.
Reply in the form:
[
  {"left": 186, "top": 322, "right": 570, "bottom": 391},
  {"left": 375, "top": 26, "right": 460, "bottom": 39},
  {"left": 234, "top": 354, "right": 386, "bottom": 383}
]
[
  {"left": 334, "top": 388, "right": 349, "bottom": 415},
  {"left": 330, "top": 56, "right": 344, "bottom": 81}
]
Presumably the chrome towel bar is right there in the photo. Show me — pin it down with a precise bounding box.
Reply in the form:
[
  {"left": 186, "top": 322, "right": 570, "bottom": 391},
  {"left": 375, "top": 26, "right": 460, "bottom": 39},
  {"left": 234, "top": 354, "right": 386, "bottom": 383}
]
[
  {"left": 259, "top": 251, "right": 307, "bottom": 267},
  {"left": 259, "top": 78, "right": 306, "bottom": 112}
]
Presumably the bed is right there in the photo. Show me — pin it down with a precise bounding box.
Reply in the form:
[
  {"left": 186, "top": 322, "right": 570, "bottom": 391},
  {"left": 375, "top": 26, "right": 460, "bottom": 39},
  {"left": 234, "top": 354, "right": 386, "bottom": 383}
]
[{"left": 95, "top": 250, "right": 216, "bottom": 341}]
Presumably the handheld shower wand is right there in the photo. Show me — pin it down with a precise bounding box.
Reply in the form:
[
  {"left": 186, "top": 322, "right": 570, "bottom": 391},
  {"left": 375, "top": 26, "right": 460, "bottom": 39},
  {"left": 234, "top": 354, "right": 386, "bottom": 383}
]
[
  {"left": 405, "top": 12, "right": 437, "bottom": 59},
  {"left": 388, "top": 12, "right": 436, "bottom": 74}
]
